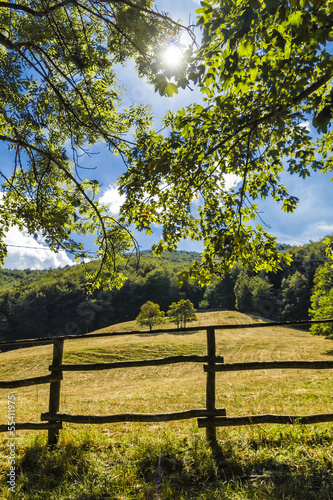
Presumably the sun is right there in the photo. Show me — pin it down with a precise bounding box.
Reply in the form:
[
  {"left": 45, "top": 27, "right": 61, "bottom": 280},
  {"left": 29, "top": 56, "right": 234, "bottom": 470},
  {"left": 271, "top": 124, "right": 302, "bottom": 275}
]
[{"left": 162, "top": 43, "right": 183, "bottom": 67}]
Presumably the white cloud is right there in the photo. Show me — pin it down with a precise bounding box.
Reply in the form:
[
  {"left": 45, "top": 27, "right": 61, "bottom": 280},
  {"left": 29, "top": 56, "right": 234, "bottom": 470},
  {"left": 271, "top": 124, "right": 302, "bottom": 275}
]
[
  {"left": 224, "top": 173, "right": 242, "bottom": 191},
  {"left": 318, "top": 224, "right": 333, "bottom": 233},
  {"left": 3, "top": 227, "right": 74, "bottom": 270},
  {"left": 0, "top": 192, "right": 75, "bottom": 269},
  {"left": 99, "top": 184, "right": 126, "bottom": 215},
  {"left": 300, "top": 121, "right": 311, "bottom": 132}
]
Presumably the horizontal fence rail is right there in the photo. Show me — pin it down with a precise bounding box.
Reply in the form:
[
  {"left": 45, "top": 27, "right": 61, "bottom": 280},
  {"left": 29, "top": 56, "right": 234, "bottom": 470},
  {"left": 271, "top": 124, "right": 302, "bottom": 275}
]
[
  {"left": 204, "top": 360, "right": 333, "bottom": 372},
  {"left": 51, "top": 355, "right": 224, "bottom": 372},
  {"left": 0, "top": 422, "right": 62, "bottom": 433},
  {"left": 0, "top": 374, "right": 62, "bottom": 389},
  {"left": 198, "top": 414, "right": 333, "bottom": 428},
  {"left": 1, "top": 317, "right": 333, "bottom": 445},
  {"left": 41, "top": 409, "right": 227, "bottom": 424}
]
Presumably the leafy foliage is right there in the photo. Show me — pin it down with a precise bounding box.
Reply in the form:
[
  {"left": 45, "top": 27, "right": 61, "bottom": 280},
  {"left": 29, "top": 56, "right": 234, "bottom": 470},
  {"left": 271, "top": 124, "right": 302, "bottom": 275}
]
[
  {"left": 309, "top": 264, "right": 333, "bottom": 338},
  {"left": 281, "top": 270, "right": 309, "bottom": 321},
  {"left": 135, "top": 300, "right": 165, "bottom": 331},
  {"left": 234, "top": 270, "right": 275, "bottom": 318},
  {"left": 249, "top": 275, "right": 275, "bottom": 318},
  {"left": 234, "top": 270, "right": 253, "bottom": 314},
  {"left": 119, "top": 0, "right": 333, "bottom": 284},
  {"left": 0, "top": 0, "right": 186, "bottom": 291},
  {"left": 231, "top": 238, "right": 330, "bottom": 321},
  {"left": 200, "top": 273, "right": 236, "bottom": 310},
  {"left": 167, "top": 299, "right": 197, "bottom": 328}
]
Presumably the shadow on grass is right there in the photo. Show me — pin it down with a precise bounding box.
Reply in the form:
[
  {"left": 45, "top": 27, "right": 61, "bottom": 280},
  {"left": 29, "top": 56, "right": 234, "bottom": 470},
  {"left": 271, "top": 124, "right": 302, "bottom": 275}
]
[
  {"left": 138, "top": 330, "right": 198, "bottom": 338},
  {"left": 323, "top": 349, "right": 333, "bottom": 356},
  {"left": 135, "top": 438, "right": 333, "bottom": 500},
  {"left": 138, "top": 332, "right": 163, "bottom": 337},
  {"left": 166, "top": 330, "right": 197, "bottom": 336},
  {"left": 4, "top": 436, "right": 333, "bottom": 500},
  {"left": 8, "top": 440, "right": 110, "bottom": 500}
]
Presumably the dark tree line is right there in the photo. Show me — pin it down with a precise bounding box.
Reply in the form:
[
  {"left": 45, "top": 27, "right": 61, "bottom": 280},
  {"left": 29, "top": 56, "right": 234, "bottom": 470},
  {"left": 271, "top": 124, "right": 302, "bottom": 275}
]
[
  {"left": 201, "top": 240, "right": 328, "bottom": 322},
  {"left": 0, "top": 240, "right": 330, "bottom": 343}
]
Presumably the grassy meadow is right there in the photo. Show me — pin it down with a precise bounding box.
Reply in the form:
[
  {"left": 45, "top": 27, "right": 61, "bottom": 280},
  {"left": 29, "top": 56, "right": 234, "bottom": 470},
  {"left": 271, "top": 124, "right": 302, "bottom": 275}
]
[{"left": 1, "top": 311, "right": 333, "bottom": 499}]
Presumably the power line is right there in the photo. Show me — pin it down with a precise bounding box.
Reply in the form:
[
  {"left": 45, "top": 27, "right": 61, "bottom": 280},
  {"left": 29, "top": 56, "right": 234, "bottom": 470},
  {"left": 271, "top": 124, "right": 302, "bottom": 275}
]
[
  {"left": 6, "top": 244, "right": 56, "bottom": 251},
  {"left": 5, "top": 243, "right": 96, "bottom": 254}
]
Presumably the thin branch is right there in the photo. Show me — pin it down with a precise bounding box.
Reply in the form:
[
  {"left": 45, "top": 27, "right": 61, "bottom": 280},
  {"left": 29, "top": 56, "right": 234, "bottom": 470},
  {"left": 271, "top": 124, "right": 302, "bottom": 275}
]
[
  {"left": 0, "top": 133, "right": 136, "bottom": 274},
  {"left": 108, "top": 0, "right": 196, "bottom": 39},
  {"left": 244, "top": 195, "right": 272, "bottom": 229},
  {"left": 238, "top": 126, "right": 254, "bottom": 225},
  {"left": 0, "top": 0, "right": 194, "bottom": 40},
  {"left": 208, "top": 68, "right": 333, "bottom": 158},
  {"left": 81, "top": 0, "right": 147, "bottom": 59},
  {"left": 0, "top": 0, "right": 74, "bottom": 17}
]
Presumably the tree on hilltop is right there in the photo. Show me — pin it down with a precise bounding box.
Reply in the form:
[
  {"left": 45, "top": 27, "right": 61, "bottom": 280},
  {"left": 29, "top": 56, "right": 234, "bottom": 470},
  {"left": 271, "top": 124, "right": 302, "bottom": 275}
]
[
  {"left": 136, "top": 301, "right": 165, "bottom": 331},
  {"left": 167, "top": 299, "right": 197, "bottom": 329}
]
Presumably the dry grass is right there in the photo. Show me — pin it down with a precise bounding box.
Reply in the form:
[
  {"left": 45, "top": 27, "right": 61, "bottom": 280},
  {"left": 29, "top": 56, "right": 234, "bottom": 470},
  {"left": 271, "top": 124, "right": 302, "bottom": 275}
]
[
  {"left": 1, "top": 311, "right": 333, "bottom": 499},
  {"left": 1, "top": 310, "right": 333, "bottom": 427}
]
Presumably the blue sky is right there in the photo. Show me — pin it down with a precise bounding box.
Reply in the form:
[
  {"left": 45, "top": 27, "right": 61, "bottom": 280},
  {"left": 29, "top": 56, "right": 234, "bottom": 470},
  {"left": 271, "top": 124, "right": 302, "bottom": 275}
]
[{"left": 2, "top": 0, "right": 333, "bottom": 269}]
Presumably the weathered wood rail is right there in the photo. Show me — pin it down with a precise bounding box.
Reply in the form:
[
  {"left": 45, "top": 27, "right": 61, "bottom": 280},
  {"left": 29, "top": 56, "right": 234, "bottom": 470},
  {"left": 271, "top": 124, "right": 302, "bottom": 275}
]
[{"left": 1, "top": 317, "right": 333, "bottom": 446}]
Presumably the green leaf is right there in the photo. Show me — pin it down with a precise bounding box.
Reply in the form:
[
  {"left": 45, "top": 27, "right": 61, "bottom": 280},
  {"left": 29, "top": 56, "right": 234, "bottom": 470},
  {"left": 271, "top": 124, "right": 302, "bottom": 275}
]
[
  {"left": 288, "top": 10, "right": 303, "bottom": 27},
  {"left": 313, "top": 106, "right": 332, "bottom": 134},
  {"left": 164, "top": 82, "right": 178, "bottom": 97},
  {"left": 238, "top": 42, "right": 254, "bottom": 58}
]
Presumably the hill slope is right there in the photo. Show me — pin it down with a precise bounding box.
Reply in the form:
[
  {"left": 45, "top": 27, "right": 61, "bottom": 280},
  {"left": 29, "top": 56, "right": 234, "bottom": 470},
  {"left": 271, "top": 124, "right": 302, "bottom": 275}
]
[
  {"left": 1, "top": 310, "right": 333, "bottom": 499},
  {"left": 1, "top": 310, "right": 333, "bottom": 424}
]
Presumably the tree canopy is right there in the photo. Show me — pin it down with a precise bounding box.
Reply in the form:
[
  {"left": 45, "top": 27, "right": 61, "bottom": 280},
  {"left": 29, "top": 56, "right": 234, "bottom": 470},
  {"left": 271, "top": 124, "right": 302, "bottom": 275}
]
[
  {"left": 119, "top": 0, "right": 333, "bottom": 284},
  {"left": 167, "top": 299, "right": 197, "bottom": 328},
  {"left": 0, "top": 0, "right": 189, "bottom": 291},
  {"left": 136, "top": 300, "right": 165, "bottom": 331},
  {"left": 309, "top": 263, "right": 333, "bottom": 338},
  {"left": 2, "top": 0, "right": 333, "bottom": 292}
]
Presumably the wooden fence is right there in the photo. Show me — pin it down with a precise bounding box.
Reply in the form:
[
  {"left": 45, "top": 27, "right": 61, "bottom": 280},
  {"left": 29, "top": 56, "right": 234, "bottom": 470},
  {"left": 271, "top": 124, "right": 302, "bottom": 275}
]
[{"left": 1, "top": 318, "right": 333, "bottom": 446}]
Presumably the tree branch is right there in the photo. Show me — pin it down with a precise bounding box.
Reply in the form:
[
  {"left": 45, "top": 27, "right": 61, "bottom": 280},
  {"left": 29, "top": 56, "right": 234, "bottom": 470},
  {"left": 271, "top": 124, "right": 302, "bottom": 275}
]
[
  {"left": 108, "top": 0, "right": 196, "bottom": 39},
  {"left": 237, "top": 126, "right": 254, "bottom": 229},
  {"left": 206, "top": 67, "right": 333, "bottom": 158},
  {"left": 0, "top": 133, "right": 135, "bottom": 276},
  {"left": 0, "top": 0, "right": 74, "bottom": 17},
  {"left": 0, "top": 0, "right": 194, "bottom": 39}
]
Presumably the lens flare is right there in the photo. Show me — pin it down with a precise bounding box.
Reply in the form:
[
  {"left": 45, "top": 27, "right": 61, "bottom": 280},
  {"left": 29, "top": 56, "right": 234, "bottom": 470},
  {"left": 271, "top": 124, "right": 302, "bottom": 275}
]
[{"left": 162, "top": 43, "right": 183, "bottom": 67}]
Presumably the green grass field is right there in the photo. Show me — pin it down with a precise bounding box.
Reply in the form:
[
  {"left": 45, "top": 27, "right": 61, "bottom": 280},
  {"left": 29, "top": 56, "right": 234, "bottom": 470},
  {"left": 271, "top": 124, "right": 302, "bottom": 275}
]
[{"left": 1, "top": 311, "right": 333, "bottom": 499}]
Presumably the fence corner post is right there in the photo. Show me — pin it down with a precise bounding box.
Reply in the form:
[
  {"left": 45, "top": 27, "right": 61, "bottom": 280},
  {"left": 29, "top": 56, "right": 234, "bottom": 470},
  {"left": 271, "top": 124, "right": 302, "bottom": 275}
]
[
  {"left": 47, "top": 338, "right": 64, "bottom": 446},
  {"left": 206, "top": 326, "right": 217, "bottom": 446}
]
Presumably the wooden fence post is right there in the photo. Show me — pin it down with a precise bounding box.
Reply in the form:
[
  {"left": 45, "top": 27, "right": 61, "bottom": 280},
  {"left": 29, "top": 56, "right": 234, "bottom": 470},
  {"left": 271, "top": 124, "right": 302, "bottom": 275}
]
[
  {"left": 206, "top": 326, "right": 217, "bottom": 445},
  {"left": 48, "top": 338, "right": 64, "bottom": 446}
]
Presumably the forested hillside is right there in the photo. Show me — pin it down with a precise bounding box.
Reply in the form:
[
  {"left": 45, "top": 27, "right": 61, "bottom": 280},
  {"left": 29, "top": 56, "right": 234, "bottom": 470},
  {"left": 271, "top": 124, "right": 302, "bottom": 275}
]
[
  {"left": 0, "top": 240, "right": 330, "bottom": 343},
  {"left": 0, "top": 251, "right": 203, "bottom": 342}
]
